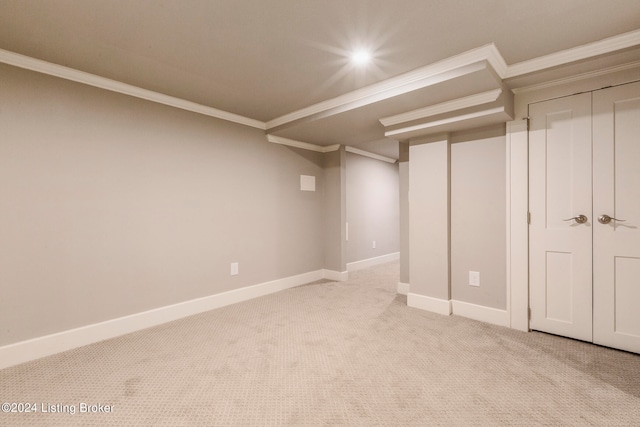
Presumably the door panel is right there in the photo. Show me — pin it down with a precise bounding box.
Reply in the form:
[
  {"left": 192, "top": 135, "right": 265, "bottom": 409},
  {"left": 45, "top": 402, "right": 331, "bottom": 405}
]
[
  {"left": 593, "top": 82, "right": 640, "bottom": 353},
  {"left": 545, "top": 251, "right": 573, "bottom": 323},
  {"left": 529, "top": 92, "right": 593, "bottom": 342},
  {"left": 613, "top": 257, "right": 640, "bottom": 337}
]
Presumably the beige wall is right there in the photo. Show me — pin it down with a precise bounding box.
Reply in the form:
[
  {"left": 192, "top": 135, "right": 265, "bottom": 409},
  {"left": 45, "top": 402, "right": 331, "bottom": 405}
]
[
  {"left": 408, "top": 136, "right": 450, "bottom": 300},
  {"left": 450, "top": 125, "right": 507, "bottom": 310},
  {"left": 398, "top": 142, "right": 410, "bottom": 284},
  {"left": 323, "top": 148, "right": 346, "bottom": 272},
  {"left": 407, "top": 128, "right": 507, "bottom": 310},
  {"left": 345, "top": 152, "right": 399, "bottom": 264},
  {"left": 0, "top": 64, "right": 327, "bottom": 346}
]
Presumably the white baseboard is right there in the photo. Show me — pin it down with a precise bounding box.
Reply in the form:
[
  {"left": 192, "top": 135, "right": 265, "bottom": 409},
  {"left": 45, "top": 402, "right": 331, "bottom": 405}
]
[
  {"left": 407, "top": 293, "right": 452, "bottom": 316},
  {"left": 0, "top": 269, "right": 329, "bottom": 370},
  {"left": 346, "top": 252, "right": 400, "bottom": 272},
  {"left": 451, "top": 300, "right": 509, "bottom": 328},
  {"left": 323, "top": 269, "right": 348, "bottom": 282},
  {"left": 397, "top": 282, "right": 410, "bottom": 295}
]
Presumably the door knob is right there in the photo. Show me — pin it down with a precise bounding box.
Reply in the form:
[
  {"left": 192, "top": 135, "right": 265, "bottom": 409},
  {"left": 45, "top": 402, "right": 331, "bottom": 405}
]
[
  {"left": 598, "top": 214, "right": 626, "bottom": 224},
  {"left": 563, "top": 215, "right": 588, "bottom": 224}
]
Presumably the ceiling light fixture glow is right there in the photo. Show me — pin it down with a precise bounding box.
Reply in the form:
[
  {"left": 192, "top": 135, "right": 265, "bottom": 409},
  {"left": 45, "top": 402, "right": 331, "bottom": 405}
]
[{"left": 351, "top": 49, "right": 372, "bottom": 65}]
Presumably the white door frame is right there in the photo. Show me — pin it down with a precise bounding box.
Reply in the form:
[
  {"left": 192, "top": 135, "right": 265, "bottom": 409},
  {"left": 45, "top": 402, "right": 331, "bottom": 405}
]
[
  {"left": 506, "top": 73, "right": 640, "bottom": 334},
  {"left": 506, "top": 119, "right": 529, "bottom": 331}
]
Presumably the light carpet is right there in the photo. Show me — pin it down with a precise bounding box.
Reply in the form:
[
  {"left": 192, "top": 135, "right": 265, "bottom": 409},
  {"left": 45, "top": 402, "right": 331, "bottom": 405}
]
[{"left": 1, "top": 262, "right": 639, "bottom": 426}]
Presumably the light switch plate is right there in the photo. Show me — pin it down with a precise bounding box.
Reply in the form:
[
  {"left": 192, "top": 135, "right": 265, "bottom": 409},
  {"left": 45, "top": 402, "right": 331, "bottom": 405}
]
[{"left": 230, "top": 262, "right": 239, "bottom": 276}]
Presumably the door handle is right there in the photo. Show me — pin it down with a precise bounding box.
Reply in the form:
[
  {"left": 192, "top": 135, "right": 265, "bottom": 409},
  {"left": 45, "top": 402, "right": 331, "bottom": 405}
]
[
  {"left": 598, "top": 214, "right": 626, "bottom": 224},
  {"left": 563, "top": 214, "right": 588, "bottom": 224}
]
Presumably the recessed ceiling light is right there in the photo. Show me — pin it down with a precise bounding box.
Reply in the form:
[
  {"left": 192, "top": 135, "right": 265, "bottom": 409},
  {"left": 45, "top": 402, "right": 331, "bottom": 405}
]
[{"left": 351, "top": 49, "right": 372, "bottom": 66}]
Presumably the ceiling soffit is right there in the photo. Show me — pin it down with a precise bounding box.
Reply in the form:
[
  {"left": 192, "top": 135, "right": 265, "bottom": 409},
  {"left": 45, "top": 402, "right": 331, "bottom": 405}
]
[
  {"left": 379, "top": 89, "right": 503, "bottom": 128},
  {"left": 265, "top": 43, "right": 507, "bottom": 132},
  {"left": 269, "top": 64, "right": 503, "bottom": 148},
  {"left": 383, "top": 87, "right": 514, "bottom": 140},
  {"left": 266, "top": 29, "right": 640, "bottom": 153}
]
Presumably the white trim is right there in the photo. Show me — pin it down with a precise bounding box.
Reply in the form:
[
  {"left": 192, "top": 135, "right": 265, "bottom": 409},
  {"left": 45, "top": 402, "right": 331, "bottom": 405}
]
[
  {"left": 506, "top": 123, "right": 512, "bottom": 329},
  {"left": 511, "top": 60, "right": 640, "bottom": 94},
  {"left": 506, "top": 120, "right": 530, "bottom": 332},
  {"left": 267, "top": 134, "right": 340, "bottom": 153},
  {"left": 344, "top": 146, "right": 396, "bottom": 164},
  {"left": 407, "top": 293, "right": 452, "bottom": 316},
  {"left": 346, "top": 252, "right": 400, "bottom": 272},
  {"left": 397, "top": 282, "right": 410, "bottom": 296},
  {"left": 265, "top": 45, "right": 499, "bottom": 130},
  {"left": 0, "top": 269, "right": 328, "bottom": 370},
  {"left": 505, "top": 29, "right": 640, "bottom": 79},
  {"left": 485, "top": 43, "right": 509, "bottom": 78},
  {"left": 380, "top": 89, "right": 502, "bottom": 127},
  {"left": 322, "top": 269, "right": 349, "bottom": 282},
  {"left": 385, "top": 107, "right": 506, "bottom": 139},
  {"left": 0, "top": 48, "right": 266, "bottom": 130},
  {"left": 451, "top": 300, "right": 510, "bottom": 328}
]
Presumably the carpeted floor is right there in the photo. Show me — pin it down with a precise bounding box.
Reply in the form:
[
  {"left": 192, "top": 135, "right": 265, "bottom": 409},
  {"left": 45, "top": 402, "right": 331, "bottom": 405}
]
[{"left": 1, "top": 261, "right": 639, "bottom": 426}]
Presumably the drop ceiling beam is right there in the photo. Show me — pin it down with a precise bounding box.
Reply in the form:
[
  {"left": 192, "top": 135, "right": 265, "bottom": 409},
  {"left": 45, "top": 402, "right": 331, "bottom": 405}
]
[
  {"left": 379, "top": 89, "right": 503, "bottom": 127},
  {"left": 266, "top": 60, "right": 491, "bottom": 134}
]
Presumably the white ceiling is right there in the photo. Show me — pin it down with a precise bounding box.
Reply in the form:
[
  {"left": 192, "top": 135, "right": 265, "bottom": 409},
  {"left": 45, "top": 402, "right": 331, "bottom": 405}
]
[{"left": 1, "top": 0, "right": 639, "bottom": 158}]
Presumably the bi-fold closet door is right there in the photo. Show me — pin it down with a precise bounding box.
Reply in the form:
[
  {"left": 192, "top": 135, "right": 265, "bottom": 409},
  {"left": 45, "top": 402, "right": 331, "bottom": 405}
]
[{"left": 529, "top": 81, "right": 640, "bottom": 354}]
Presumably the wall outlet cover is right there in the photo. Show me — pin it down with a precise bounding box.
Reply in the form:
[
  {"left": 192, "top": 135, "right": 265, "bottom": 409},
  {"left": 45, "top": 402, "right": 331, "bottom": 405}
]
[{"left": 469, "top": 271, "right": 480, "bottom": 287}]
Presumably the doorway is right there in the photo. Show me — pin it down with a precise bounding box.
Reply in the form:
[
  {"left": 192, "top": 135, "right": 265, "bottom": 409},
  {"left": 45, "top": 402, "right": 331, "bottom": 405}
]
[{"left": 528, "top": 81, "right": 640, "bottom": 354}]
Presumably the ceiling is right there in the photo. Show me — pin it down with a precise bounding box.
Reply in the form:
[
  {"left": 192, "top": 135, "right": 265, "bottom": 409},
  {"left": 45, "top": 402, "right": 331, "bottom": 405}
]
[{"left": 1, "top": 0, "right": 639, "bottom": 159}]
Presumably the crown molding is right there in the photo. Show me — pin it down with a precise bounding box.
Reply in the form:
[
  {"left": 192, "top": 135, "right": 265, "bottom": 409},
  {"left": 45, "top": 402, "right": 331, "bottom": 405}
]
[
  {"left": 345, "top": 146, "right": 396, "bottom": 164},
  {"left": 266, "top": 44, "right": 503, "bottom": 131},
  {"left": 0, "top": 49, "right": 266, "bottom": 130},
  {"left": 505, "top": 28, "right": 640, "bottom": 79},
  {"left": 379, "top": 89, "right": 502, "bottom": 127},
  {"left": 511, "top": 60, "right": 640, "bottom": 94},
  {"left": 266, "top": 134, "right": 340, "bottom": 153},
  {"left": 385, "top": 106, "right": 507, "bottom": 139},
  {"left": 484, "top": 43, "right": 509, "bottom": 78}
]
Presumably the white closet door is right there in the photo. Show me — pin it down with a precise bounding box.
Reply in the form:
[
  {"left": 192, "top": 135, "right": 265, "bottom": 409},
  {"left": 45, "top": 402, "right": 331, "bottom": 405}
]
[
  {"left": 529, "top": 92, "right": 593, "bottom": 342},
  {"left": 593, "top": 81, "right": 640, "bottom": 354}
]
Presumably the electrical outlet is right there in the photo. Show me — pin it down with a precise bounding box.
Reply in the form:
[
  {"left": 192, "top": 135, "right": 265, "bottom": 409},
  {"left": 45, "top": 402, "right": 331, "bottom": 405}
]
[
  {"left": 372, "top": 240, "right": 376, "bottom": 249},
  {"left": 230, "top": 262, "right": 239, "bottom": 276},
  {"left": 469, "top": 271, "right": 480, "bottom": 287}
]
